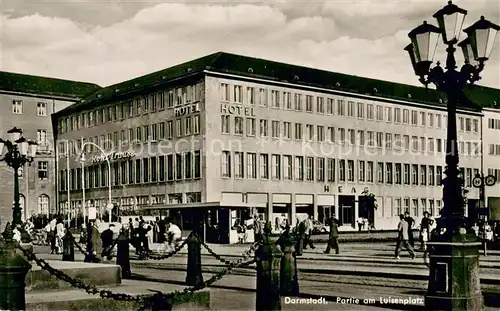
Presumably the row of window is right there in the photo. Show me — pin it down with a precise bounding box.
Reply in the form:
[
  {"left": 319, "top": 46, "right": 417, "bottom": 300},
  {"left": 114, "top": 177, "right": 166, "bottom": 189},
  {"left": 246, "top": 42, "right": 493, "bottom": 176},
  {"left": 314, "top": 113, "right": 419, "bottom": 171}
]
[
  {"left": 59, "top": 152, "right": 201, "bottom": 191},
  {"left": 59, "top": 83, "right": 203, "bottom": 134},
  {"left": 488, "top": 118, "right": 500, "bottom": 130},
  {"left": 220, "top": 151, "right": 480, "bottom": 187},
  {"left": 221, "top": 116, "right": 480, "bottom": 156},
  {"left": 12, "top": 100, "right": 48, "bottom": 116},
  {"left": 488, "top": 144, "right": 500, "bottom": 156},
  {"left": 60, "top": 115, "right": 201, "bottom": 156},
  {"left": 16, "top": 161, "right": 49, "bottom": 180},
  {"left": 220, "top": 83, "right": 480, "bottom": 133},
  {"left": 394, "top": 197, "right": 442, "bottom": 218}
]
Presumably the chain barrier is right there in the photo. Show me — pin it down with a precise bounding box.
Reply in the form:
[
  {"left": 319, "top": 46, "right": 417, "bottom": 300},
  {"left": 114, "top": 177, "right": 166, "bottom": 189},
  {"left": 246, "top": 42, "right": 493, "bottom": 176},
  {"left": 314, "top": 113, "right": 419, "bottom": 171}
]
[
  {"left": 135, "top": 232, "right": 193, "bottom": 260},
  {"left": 14, "top": 241, "right": 145, "bottom": 302},
  {"left": 71, "top": 235, "right": 89, "bottom": 256},
  {"left": 195, "top": 234, "right": 261, "bottom": 266},
  {"left": 138, "top": 237, "right": 260, "bottom": 311}
]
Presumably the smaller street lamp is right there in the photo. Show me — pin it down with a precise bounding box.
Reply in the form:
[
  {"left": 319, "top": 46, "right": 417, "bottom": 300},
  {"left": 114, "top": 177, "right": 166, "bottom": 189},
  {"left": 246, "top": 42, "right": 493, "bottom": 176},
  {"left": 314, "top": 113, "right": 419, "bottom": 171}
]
[{"left": 0, "top": 127, "right": 38, "bottom": 226}]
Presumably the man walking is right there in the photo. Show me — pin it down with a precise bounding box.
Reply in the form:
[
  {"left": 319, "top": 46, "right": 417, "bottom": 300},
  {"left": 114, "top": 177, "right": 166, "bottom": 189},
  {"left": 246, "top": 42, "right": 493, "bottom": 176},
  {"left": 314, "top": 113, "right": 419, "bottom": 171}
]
[
  {"left": 395, "top": 214, "right": 416, "bottom": 260},
  {"left": 303, "top": 215, "right": 315, "bottom": 249},
  {"left": 253, "top": 214, "right": 263, "bottom": 242},
  {"left": 324, "top": 214, "right": 340, "bottom": 254},
  {"left": 100, "top": 224, "right": 114, "bottom": 260},
  {"left": 404, "top": 211, "right": 415, "bottom": 247}
]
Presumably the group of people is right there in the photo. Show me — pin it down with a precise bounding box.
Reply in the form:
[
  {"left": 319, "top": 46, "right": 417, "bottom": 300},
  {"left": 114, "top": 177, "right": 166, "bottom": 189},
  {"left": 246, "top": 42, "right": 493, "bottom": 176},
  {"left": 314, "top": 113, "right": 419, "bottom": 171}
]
[
  {"left": 395, "top": 211, "right": 437, "bottom": 259},
  {"left": 43, "top": 217, "right": 67, "bottom": 254},
  {"left": 124, "top": 216, "right": 182, "bottom": 254}
]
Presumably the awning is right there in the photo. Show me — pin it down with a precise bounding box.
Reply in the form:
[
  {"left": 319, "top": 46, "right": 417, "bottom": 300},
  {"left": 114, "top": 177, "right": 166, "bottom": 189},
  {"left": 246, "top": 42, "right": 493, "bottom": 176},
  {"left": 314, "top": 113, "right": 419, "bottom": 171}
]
[{"left": 141, "top": 202, "right": 221, "bottom": 210}]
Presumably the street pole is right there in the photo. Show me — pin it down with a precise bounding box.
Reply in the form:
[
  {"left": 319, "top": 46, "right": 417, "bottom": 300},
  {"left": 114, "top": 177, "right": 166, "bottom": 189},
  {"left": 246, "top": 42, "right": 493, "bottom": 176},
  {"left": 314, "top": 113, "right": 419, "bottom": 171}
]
[
  {"left": 81, "top": 159, "right": 86, "bottom": 224},
  {"left": 13, "top": 162, "right": 22, "bottom": 226},
  {"left": 66, "top": 141, "right": 71, "bottom": 227}
]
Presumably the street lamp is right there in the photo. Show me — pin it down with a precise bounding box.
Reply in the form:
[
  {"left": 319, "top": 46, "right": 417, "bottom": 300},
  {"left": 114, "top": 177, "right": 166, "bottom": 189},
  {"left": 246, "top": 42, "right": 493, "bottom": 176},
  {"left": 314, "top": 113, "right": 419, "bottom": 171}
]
[
  {"left": 0, "top": 127, "right": 38, "bottom": 227},
  {"left": 80, "top": 152, "right": 86, "bottom": 224},
  {"left": 405, "top": 1, "right": 500, "bottom": 310},
  {"left": 79, "top": 141, "right": 112, "bottom": 223}
]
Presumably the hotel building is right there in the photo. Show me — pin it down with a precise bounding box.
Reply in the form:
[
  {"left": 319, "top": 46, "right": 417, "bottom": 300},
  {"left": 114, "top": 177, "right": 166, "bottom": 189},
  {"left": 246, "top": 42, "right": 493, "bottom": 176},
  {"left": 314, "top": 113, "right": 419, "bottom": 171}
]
[
  {"left": 0, "top": 71, "right": 100, "bottom": 227},
  {"left": 52, "top": 52, "right": 500, "bottom": 243}
]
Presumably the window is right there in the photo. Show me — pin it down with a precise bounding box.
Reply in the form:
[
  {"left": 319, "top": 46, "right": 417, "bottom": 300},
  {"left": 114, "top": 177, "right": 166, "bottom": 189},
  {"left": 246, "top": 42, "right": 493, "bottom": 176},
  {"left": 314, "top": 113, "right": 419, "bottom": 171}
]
[
  {"left": 385, "top": 107, "right": 392, "bottom": 122},
  {"left": 337, "top": 100, "right": 345, "bottom": 115},
  {"left": 235, "top": 152, "right": 244, "bottom": 178},
  {"left": 37, "top": 161, "right": 48, "bottom": 180},
  {"left": 394, "top": 108, "right": 401, "bottom": 123},
  {"left": 317, "top": 126, "right": 324, "bottom": 142},
  {"left": 235, "top": 117, "right": 244, "bottom": 135},
  {"left": 259, "top": 88, "right": 268, "bottom": 107},
  {"left": 420, "top": 165, "right": 427, "bottom": 185},
  {"left": 260, "top": 119, "right": 268, "bottom": 137},
  {"left": 193, "top": 115, "right": 200, "bottom": 134},
  {"left": 247, "top": 87, "right": 255, "bottom": 105},
  {"left": 367, "top": 161, "right": 374, "bottom": 182},
  {"left": 358, "top": 130, "right": 365, "bottom": 146},
  {"left": 295, "top": 156, "right": 304, "bottom": 181},
  {"left": 37, "top": 130, "right": 47, "bottom": 145},
  {"left": 317, "top": 157, "right": 325, "bottom": 182},
  {"left": 260, "top": 154, "right": 269, "bottom": 179},
  {"left": 37, "top": 102, "right": 47, "bottom": 116},
  {"left": 284, "top": 122, "right": 292, "bottom": 139},
  {"left": 412, "top": 165, "right": 418, "bottom": 185},
  {"left": 284, "top": 155, "right": 293, "bottom": 180},
  {"left": 395, "top": 163, "right": 402, "bottom": 184},
  {"left": 326, "top": 98, "right": 334, "bottom": 114},
  {"left": 316, "top": 97, "right": 324, "bottom": 113},
  {"left": 403, "top": 109, "right": 409, "bottom": 124},
  {"left": 221, "top": 83, "right": 230, "bottom": 101},
  {"left": 176, "top": 119, "right": 182, "bottom": 137},
  {"left": 412, "top": 198, "right": 418, "bottom": 216},
  {"left": 395, "top": 198, "right": 402, "bottom": 215},
  {"left": 194, "top": 151, "right": 201, "bottom": 179},
  {"left": 271, "top": 90, "right": 280, "bottom": 108},
  {"left": 37, "top": 195, "right": 49, "bottom": 215},
  {"left": 12, "top": 100, "right": 23, "bottom": 114},
  {"left": 420, "top": 112, "right": 426, "bottom": 126},
  {"left": 328, "top": 127, "right": 335, "bottom": 143},
  {"left": 246, "top": 118, "right": 256, "bottom": 136},
  {"left": 347, "top": 160, "right": 354, "bottom": 182},
  {"left": 306, "top": 157, "right": 314, "bottom": 181},
  {"left": 306, "top": 124, "right": 314, "bottom": 141},
  {"left": 339, "top": 160, "right": 346, "bottom": 182},
  {"left": 221, "top": 151, "right": 231, "bottom": 178},
  {"left": 184, "top": 118, "right": 192, "bottom": 136},
  {"left": 271, "top": 154, "right": 281, "bottom": 180},
  {"left": 404, "top": 164, "right": 410, "bottom": 185},
  {"left": 184, "top": 153, "right": 192, "bottom": 179},
  {"left": 175, "top": 154, "right": 183, "bottom": 180},
  {"left": 347, "top": 101, "right": 355, "bottom": 117},
  {"left": 295, "top": 123, "right": 303, "bottom": 140},
  {"left": 411, "top": 111, "right": 418, "bottom": 126},
  {"left": 428, "top": 113, "right": 434, "bottom": 127},
  {"left": 159, "top": 156, "right": 165, "bottom": 182},
  {"left": 142, "top": 158, "right": 149, "bottom": 183},
  {"left": 386, "top": 163, "right": 393, "bottom": 184},
  {"left": 376, "top": 105, "right": 383, "bottom": 121},
  {"left": 284, "top": 92, "right": 292, "bottom": 110},
  {"left": 247, "top": 153, "right": 257, "bottom": 179},
  {"left": 327, "top": 158, "right": 335, "bottom": 182},
  {"left": 377, "top": 162, "right": 384, "bottom": 183},
  {"left": 367, "top": 104, "right": 374, "bottom": 120},
  {"left": 358, "top": 160, "right": 365, "bottom": 182},
  {"left": 437, "top": 166, "right": 443, "bottom": 185},
  {"left": 306, "top": 95, "right": 312, "bottom": 112},
  {"left": 294, "top": 94, "right": 302, "bottom": 111},
  {"left": 437, "top": 114, "right": 442, "bottom": 128},
  {"left": 166, "top": 155, "right": 174, "bottom": 181},
  {"left": 357, "top": 102, "right": 364, "bottom": 119},
  {"left": 272, "top": 121, "right": 280, "bottom": 138}
]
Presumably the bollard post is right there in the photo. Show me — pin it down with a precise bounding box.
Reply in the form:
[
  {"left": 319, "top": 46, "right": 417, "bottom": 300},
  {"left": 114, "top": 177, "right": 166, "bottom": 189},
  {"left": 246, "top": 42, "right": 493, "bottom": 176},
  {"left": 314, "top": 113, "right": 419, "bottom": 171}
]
[
  {"left": 278, "top": 225, "right": 299, "bottom": 296},
  {"left": 185, "top": 233, "right": 203, "bottom": 286},
  {"left": 255, "top": 222, "right": 283, "bottom": 311},
  {"left": 62, "top": 230, "right": 75, "bottom": 262},
  {"left": 0, "top": 223, "right": 32, "bottom": 311},
  {"left": 116, "top": 231, "right": 131, "bottom": 279}
]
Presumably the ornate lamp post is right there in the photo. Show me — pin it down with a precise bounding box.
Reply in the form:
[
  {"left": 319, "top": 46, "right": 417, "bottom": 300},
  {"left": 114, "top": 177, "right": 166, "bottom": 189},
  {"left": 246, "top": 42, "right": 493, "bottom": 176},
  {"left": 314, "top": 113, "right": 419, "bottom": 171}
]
[
  {"left": 405, "top": 1, "right": 500, "bottom": 310},
  {"left": 0, "top": 127, "right": 38, "bottom": 227}
]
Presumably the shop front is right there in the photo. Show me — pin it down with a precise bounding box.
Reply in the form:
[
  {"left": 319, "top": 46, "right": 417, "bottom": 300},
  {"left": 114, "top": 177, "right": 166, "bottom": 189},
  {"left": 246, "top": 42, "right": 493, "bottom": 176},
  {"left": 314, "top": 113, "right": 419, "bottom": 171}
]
[{"left": 317, "top": 194, "right": 336, "bottom": 224}]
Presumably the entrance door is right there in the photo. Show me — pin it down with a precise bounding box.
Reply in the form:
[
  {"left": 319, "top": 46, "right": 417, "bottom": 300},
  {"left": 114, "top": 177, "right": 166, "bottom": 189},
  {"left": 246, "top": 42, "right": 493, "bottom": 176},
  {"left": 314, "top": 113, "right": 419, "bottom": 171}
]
[
  {"left": 338, "top": 195, "right": 355, "bottom": 227},
  {"left": 318, "top": 205, "right": 331, "bottom": 224}
]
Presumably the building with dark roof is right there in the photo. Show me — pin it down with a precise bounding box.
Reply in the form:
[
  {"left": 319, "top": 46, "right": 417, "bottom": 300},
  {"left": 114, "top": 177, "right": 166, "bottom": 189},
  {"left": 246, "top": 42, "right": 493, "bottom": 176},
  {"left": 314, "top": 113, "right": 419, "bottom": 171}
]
[
  {"left": 0, "top": 70, "right": 101, "bottom": 227},
  {"left": 52, "top": 52, "right": 500, "bottom": 242}
]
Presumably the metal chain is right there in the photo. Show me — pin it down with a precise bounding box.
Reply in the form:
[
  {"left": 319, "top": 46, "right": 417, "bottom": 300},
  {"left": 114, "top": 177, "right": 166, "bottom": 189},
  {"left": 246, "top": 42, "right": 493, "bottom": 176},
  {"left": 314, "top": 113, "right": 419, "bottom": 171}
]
[
  {"left": 196, "top": 234, "right": 262, "bottom": 266},
  {"left": 71, "top": 235, "right": 89, "bottom": 256},
  {"left": 136, "top": 232, "right": 193, "bottom": 260}
]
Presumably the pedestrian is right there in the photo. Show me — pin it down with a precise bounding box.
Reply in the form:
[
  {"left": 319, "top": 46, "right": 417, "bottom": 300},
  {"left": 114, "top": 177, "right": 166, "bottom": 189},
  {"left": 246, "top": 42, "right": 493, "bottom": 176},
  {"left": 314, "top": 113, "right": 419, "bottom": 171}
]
[
  {"left": 49, "top": 217, "right": 57, "bottom": 254},
  {"left": 253, "top": 214, "right": 263, "bottom": 242},
  {"left": 324, "top": 214, "right": 340, "bottom": 254},
  {"left": 357, "top": 217, "right": 365, "bottom": 231},
  {"left": 166, "top": 220, "right": 182, "bottom": 251},
  {"left": 419, "top": 211, "right": 432, "bottom": 251},
  {"left": 395, "top": 214, "right": 416, "bottom": 260},
  {"left": 100, "top": 224, "right": 114, "bottom": 260},
  {"left": 303, "top": 215, "right": 315, "bottom": 250},
  {"left": 158, "top": 216, "right": 166, "bottom": 243},
  {"left": 153, "top": 217, "right": 160, "bottom": 243},
  {"left": 404, "top": 211, "right": 415, "bottom": 247},
  {"left": 55, "top": 218, "right": 65, "bottom": 254},
  {"left": 90, "top": 220, "right": 102, "bottom": 263}
]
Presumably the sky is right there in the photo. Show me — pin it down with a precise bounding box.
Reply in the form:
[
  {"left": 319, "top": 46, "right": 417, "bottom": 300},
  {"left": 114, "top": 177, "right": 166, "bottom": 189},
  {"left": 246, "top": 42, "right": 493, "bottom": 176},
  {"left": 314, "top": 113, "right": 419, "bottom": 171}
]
[{"left": 0, "top": 0, "right": 499, "bottom": 89}]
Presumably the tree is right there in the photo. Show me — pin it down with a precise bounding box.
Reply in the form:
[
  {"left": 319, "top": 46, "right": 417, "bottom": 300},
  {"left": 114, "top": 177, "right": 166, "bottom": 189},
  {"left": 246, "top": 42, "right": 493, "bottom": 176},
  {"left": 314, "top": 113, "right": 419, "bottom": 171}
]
[{"left": 359, "top": 189, "right": 378, "bottom": 228}]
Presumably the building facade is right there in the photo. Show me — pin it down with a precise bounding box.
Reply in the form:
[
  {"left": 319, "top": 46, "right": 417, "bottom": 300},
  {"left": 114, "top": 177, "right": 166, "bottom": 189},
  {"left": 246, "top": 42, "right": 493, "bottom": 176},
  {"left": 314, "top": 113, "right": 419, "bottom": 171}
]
[
  {"left": 483, "top": 107, "right": 500, "bottom": 219},
  {"left": 52, "top": 52, "right": 500, "bottom": 242},
  {"left": 0, "top": 71, "right": 100, "bottom": 226}
]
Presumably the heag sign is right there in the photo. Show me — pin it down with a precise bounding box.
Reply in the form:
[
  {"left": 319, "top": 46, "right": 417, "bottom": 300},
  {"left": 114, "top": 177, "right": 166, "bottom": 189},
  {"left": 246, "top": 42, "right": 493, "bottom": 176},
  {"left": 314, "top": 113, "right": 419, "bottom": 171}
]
[
  {"left": 174, "top": 103, "right": 200, "bottom": 117},
  {"left": 220, "top": 104, "right": 256, "bottom": 117},
  {"left": 91, "top": 151, "right": 136, "bottom": 164}
]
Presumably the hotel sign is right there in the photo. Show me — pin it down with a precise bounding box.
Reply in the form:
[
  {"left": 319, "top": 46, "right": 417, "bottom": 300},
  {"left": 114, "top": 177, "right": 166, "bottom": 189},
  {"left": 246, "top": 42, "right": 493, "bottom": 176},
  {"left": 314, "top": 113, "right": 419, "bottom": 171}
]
[
  {"left": 221, "top": 104, "right": 255, "bottom": 117},
  {"left": 174, "top": 103, "right": 200, "bottom": 117},
  {"left": 91, "top": 151, "right": 136, "bottom": 164}
]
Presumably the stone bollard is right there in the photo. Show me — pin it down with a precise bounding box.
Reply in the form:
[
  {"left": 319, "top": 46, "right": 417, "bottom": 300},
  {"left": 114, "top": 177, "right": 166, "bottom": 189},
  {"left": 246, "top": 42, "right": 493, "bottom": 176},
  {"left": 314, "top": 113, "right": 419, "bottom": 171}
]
[
  {"left": 278, "top": 226, "right": 299, "bottom": 296},
  {"left": 62, "top": 230, "right": 75, "bottom": 262},
  {"left": 255, "top": 222, "right": 283, "bottom": 311},
  {"left": 185, "top": 233, "right": 203, "bottom": 287},
  {"left": 116, "top": 231, "right": 131, "bottom": 279},
  {"left": 0, "top": 223, "right": 32, "bottom": 311}
]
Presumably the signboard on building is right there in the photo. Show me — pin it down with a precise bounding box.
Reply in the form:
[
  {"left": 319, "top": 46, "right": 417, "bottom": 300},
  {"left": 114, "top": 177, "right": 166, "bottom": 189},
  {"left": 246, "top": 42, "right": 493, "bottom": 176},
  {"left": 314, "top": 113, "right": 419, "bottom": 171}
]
[
  {"left": 90, "top": 151, "right": 136, "bottom": 164},
  {"left": 221, "top": 104, "right": 256, "bottom": 117},
  {"left": 174, "top": 103, "right": 200, "bottom": 117}
]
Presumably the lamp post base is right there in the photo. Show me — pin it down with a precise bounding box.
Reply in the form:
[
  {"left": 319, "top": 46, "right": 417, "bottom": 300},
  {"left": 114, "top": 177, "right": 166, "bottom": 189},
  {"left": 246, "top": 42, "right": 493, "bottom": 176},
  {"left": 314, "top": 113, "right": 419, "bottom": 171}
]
[{"left": 425, "top": 233, "right": 484, "bottom": 311}]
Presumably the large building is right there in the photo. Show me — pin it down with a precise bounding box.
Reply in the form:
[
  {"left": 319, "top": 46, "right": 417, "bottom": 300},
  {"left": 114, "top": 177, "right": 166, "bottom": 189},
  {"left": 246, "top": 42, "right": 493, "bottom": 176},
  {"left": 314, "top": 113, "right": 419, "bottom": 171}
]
[
  {"left": 51, "top": 52, "right": 500, "bottom": 242},
  {"left": 0, "top": 71, "right": 100, "bottom": 226}
]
